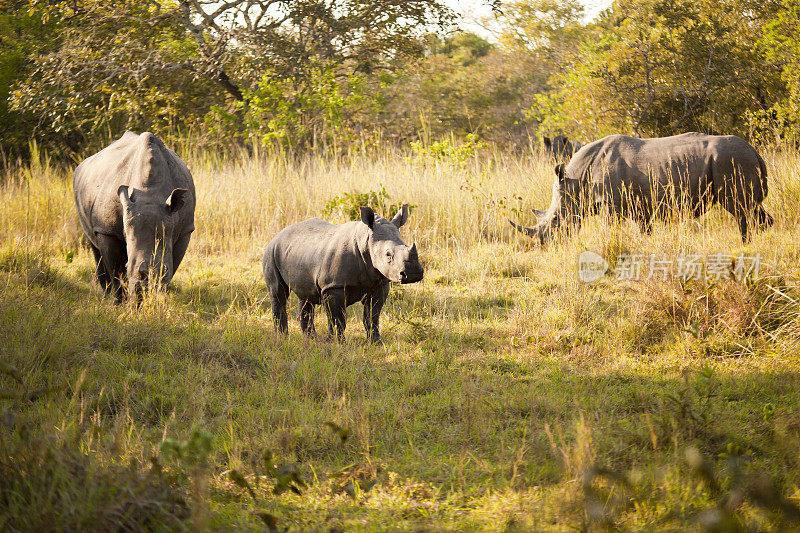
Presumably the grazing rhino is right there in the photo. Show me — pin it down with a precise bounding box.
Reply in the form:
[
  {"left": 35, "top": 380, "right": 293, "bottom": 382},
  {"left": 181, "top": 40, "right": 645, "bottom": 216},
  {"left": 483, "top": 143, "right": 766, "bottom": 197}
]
[
  {"left": 543, "top": 134, "right": 583, "bottom": 162},
  {"left": 513, "top": 133, "right": 772, "bottom": 243},
  {"left": 263, "top": 205, "right": 423, "bottom": 343},
  {"left": 74, "top": 131, "right": 195, "bottom": 301}
]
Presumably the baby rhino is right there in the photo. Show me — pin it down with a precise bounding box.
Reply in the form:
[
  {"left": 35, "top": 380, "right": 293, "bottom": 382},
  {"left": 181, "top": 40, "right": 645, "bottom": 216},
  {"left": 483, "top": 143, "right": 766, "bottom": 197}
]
[{"left": 263, "top": 205, "right": 423, "bottom": 343}]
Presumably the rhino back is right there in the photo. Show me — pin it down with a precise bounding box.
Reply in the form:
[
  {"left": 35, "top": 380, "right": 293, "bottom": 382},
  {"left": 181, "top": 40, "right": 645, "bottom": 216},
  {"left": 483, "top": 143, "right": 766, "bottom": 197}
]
[
  {"left": 569, "top": 133, "right": 764, "bottom": 211},
  {"left": 73, "top": 132, "right": 195, "bottom": 246},
  {"left": 268, "top": 219, "right": 376, "bottom": 301}
]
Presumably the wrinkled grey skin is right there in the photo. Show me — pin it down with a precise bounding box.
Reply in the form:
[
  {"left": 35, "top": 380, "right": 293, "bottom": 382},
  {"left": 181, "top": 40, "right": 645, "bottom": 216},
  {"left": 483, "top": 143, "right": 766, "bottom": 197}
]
[
  {"left": 74, "top": 131, "right": 196, "bottom": 301},
  {"left": 514, "top": 133, "right": 773, "bottom": 243},
  {"left": 263, "top": 205, "right": 423, "bottom": 343},
  {"left": 543, "top": 134, "right": 583, "bottom": 162}
]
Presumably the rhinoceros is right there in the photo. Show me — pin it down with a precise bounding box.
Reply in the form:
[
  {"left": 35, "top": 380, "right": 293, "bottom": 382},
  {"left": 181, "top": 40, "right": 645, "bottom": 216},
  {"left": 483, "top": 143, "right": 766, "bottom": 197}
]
[
  {"left": 74, "top": 131, "right": 196, "bottom": 301},
  {"left": 263, "top": 205, "right": 423, "bottom": 343},
  {"left": 543, "top": 134, "right": 583, "bottom": 162},
  {"left": 514, "top": 133, "right": 772, "bottom": 243}
]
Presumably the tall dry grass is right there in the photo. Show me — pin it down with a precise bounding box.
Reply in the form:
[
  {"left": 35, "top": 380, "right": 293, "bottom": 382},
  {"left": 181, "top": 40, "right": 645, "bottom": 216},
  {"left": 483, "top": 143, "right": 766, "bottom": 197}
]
[{"left": 3, "top": 142, "right": 799, "bottom": 280}]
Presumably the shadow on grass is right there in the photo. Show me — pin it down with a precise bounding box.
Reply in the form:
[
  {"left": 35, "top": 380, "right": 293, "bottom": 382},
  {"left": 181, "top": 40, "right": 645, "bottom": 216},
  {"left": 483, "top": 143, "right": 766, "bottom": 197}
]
[{"left": 4, "top": 254, "right": 800, "bottom": 530}]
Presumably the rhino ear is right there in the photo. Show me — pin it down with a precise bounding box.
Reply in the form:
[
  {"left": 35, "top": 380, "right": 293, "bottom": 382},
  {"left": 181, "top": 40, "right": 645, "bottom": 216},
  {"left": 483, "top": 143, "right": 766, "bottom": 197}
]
[
  {"left": 390, "top": 204, "right": 409, "bottom": 228},
  {"left": 532, "top": 208, "right": 547, "bottom": 221},
  {"left": 360, "top": 206, "right": 376, "bottom": 229},
  {"left": 555, "top": 163, "right": 566, "bottom": 182},
  {"left": 543, "top": 136, "right": 551, "bottom": 149},
  {"left": 166, "top": 188, "right": 189, "bottom": 214},
  {"left": 118, "top": 185, "right": 134, "bottom": 207}
]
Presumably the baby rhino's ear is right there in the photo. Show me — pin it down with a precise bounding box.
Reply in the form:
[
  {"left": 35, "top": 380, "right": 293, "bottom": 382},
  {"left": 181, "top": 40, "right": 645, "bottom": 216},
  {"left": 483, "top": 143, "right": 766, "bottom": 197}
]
[
  {"left": 360, "top": 206, "right": 376, "bottom": 229},
  {"left": 390, "top": 204, "right": 409, "bottom": 228}
]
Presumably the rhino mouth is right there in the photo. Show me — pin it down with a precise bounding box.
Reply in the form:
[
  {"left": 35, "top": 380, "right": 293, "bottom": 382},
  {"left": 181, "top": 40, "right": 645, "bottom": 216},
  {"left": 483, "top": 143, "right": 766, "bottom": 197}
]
[{"left": 400, "top": 267, "right": 424, "bottom": 284}]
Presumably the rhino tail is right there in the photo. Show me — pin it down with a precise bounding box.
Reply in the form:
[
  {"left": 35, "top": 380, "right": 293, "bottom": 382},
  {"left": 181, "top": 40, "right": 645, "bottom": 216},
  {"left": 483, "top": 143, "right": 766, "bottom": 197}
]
[
  {"left": 262, "top": 242, "right": 287, "bottom": 291},
  {"left": 753, "top": 151, "right": 772, "bottom": 229},
  {"left": 755, "top": 150, "right": 768, "bottom": 198}
]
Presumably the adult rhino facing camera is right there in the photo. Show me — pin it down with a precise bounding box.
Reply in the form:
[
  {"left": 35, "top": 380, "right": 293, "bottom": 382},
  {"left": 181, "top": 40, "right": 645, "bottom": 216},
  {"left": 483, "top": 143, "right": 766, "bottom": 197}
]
[
  {"left": 263, "top": 204, "right": 423, "bottom": 344},
  {"left": 73, "top": 131, "right": 196, "bottom": 302}
]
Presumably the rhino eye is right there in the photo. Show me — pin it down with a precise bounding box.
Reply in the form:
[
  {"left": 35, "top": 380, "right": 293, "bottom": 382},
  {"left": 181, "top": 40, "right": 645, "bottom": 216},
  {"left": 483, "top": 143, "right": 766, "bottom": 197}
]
[{"left": 385, "top": 250, "right": 393, "bottom": 261}]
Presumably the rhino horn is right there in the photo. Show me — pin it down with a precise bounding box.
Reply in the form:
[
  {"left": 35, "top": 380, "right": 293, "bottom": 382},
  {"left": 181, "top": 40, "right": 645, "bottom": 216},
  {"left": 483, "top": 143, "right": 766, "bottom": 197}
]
[
  {"left": 409, "top": 242, "right": 417, "bottom": 256},
  {"left": 390, "top": 203, "right": 409, "bottom": 228},
  {"left": 509, "top": 219, "right": 538, "bottom": 238}
]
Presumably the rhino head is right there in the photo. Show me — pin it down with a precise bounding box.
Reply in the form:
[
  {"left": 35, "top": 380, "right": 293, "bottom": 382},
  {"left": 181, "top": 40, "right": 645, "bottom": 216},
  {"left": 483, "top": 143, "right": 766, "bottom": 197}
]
[
  {"left": 360, "top": 204, "right": 423, "bottom": 284},
  {"left": 118, "top": 185, "right": 189, "bottom": 297},
  {"left": 510, "top": 163, "right": 583, "bottom": 244}
]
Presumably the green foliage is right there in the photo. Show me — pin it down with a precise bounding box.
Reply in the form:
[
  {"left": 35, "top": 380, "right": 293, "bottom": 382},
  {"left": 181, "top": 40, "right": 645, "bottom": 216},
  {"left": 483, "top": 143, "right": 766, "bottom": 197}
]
[
  {"left": 323, "top": 186, "right": 408, "bottom": 221},
  {"left": 1, "top": 0, "right": 456, "bottom": 156},
  {"left": 753, "top": 0, "right": 800, "bottom": 145},
  {"left": 538, "top": 0, "right": 783, "bottom": 138},
  {"left": 498, "top": 0, "right": 586, "bottom": 52},
  {"left": 239, "top": 66, "right": 366, "bottom": 148},
  {"left": 411, "top": 133, "right": 486, "bottom": 165},
  {"left": 160, "top": 425, "right": 214, "bottom": 468},
  {"left": 4, "top": 0, "right": 800, "bottom": 155},
  {"left": 379, "top": 35, "right": 544, "bottom": 146},
  {"left": 427, "top": 31, "right": 493, "bottom": 66}
]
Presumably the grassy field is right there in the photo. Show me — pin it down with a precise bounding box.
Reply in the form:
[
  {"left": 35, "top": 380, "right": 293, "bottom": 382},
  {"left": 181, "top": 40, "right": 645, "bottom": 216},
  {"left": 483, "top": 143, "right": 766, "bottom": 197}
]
[{"left": 2, "top": 143, "right": 800, "bottom": 531}]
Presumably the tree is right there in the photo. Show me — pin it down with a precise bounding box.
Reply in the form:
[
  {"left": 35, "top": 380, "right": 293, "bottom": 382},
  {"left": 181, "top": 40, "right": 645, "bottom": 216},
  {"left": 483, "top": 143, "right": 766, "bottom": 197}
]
[
  {"left": 755, "top": 0, "right": 800, "bottom": 144},
  {"left": 365, "top": 31, "right": 548, "bottom": 146},
  {"left": 8, "top": 0, "right": 223, "bottom": 155},
  {"left": 6, "top": 0, "right": 455, "bottom": 154},
  {"left": 531, "top": 0, "right": 786, "bottom": 140},
  {"left": 0, "top": 1, "right": 67, "bottom": 156},
  {"left": 491, "top": 0, "right": 591, "bottom": 140}
]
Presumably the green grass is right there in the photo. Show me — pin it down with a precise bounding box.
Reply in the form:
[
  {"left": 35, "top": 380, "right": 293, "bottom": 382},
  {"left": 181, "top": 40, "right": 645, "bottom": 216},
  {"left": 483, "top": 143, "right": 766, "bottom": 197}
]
[{"left": 1, "top": 146, "right": 800, "bottom": 530}]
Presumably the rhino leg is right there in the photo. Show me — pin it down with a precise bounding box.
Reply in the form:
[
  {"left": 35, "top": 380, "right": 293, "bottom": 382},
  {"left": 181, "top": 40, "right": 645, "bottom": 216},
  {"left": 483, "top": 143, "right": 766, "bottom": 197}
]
[
  {"left": 735, "top": 205, "right": 773, "bottom": 242},
  {"left": 91, "top": 233, "right": 127, "bottom": 303},
  {"left": 90, "top": 243, "right": 113, "bottom": 292},
  {"left": 264, "top": 268, "right": 289, "bottom": 335},
  {"left": 756, "top": 205, "right": 774, "bottom": 229},
  {"left": 299, "top": 300, "right": 316, "bottom": 337},
  {"left": 738, "top": 216, "right": 751, "bottom": 243},
  {"left": 728, "top": 204, "right": 764, "bottom": 243},
  {"left": 363, "top": 284, "right": 390, "bottom": 344},
  {"left": 715, "top": 173, "right": 763, "bottom": 242},
  {"left": 322, "top": 288, "right": 347, "bottom": 341},
  {"left": 637, "top": 213, "right": 653, "bottom": 234},
  {"left": 269, "top": 286, "right": 289, "bottom": 334}
]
